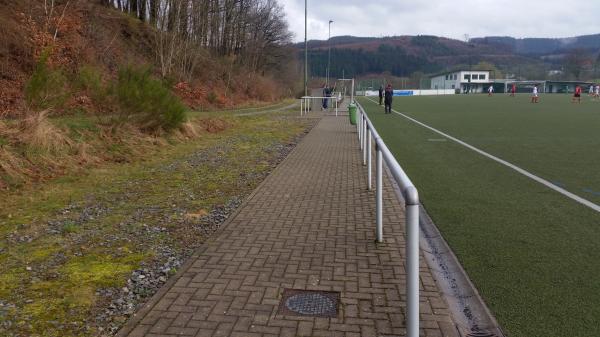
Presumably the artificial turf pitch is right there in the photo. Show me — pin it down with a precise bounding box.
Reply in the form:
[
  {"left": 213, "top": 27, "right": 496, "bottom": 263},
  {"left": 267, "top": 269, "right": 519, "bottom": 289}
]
[{"left": 358, "top": 94, "right": 600, "bottom": 337}]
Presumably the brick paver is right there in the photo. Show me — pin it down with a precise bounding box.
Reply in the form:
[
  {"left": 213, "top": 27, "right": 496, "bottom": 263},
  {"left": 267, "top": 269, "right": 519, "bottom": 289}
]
[{"left": 119, "top": 114, "right": 458, "bottom": 337}]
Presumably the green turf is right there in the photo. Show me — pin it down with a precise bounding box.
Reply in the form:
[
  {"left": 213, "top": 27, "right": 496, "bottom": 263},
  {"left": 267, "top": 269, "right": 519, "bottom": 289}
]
[{"left": 358, "top": 94, "right": 600, "bottom": 337}]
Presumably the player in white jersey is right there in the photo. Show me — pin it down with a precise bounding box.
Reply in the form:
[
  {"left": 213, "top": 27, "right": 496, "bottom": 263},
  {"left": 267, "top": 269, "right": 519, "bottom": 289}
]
[
  {"left": 488, "top": 85, "right": 494, "bottom": 96},
  {"left": 595, "top": 85, "right": 600, "bottom": 100},
  {"left": 530, "top": 85, "right": 539, "bottom": 103}
]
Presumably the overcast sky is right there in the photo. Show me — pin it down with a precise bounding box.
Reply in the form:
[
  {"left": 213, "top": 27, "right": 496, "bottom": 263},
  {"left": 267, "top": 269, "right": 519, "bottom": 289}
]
[{"left": 279, "top": 0, "right": 600, "bottom": 42}]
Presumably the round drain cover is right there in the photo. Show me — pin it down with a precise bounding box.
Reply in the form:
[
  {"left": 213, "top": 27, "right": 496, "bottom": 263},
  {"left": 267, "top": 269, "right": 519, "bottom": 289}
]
[{"left": 285, "top": 293, "right": 336, "bottom": 316}]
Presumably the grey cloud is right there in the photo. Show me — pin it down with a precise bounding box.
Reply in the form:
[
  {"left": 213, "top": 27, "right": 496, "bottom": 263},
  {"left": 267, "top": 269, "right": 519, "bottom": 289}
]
[{"left": 279, "top": 0, "right": 600, "bottom": 42}]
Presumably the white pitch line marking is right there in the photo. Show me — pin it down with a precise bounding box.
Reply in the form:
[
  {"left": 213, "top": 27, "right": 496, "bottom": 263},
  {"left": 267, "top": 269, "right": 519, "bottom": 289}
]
[{"left": 365, "top": 98, "right": 600, "bottom": 213}]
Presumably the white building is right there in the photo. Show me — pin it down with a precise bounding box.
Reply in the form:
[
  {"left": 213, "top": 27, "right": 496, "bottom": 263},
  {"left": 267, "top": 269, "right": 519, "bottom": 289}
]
[{"left": 430, "top": 70, "right": 493, "bottom": 93}]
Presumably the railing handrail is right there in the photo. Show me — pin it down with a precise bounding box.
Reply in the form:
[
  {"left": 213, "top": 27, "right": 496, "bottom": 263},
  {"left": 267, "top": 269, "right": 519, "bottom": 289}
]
[
  {"left": 300, "top": 95, "right": 336, "bottom": 99},
  {"left": 354, "top": 100, "right": 420, "bottom": 337},
  {"left": 299, "top": 96, "right": 340, "bottom": 116},
  {"left": 357, "top": 103, "right": 419, "bottom": 205}
]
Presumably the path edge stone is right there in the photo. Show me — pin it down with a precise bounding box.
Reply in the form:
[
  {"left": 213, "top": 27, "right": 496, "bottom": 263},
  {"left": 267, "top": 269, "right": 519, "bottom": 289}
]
[{"left": 115, "top": 114, "right": 323, "bottom": 337}]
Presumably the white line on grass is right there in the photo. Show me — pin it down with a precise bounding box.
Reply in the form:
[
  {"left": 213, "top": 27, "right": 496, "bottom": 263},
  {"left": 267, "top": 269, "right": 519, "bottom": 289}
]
[{"left": 365, "top": 97, "right": 600, "bottom": 213}]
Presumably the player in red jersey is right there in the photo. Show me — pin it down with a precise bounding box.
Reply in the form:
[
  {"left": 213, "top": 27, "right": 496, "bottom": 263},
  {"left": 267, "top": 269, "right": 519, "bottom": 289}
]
[
  {"left": 510, "top": 83, "right": 516, "bottom": 97},
  {"left": 572, "top": 85, "right": 582, "bottom": 103}
]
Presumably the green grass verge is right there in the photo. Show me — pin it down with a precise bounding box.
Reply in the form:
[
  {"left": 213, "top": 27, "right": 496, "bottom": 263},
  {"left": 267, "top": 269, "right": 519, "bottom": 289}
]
[
  {"left": 187, "top": 99, "right": 296, "bottom": 118},
  {"left": 359, "top": 95, "right": 600, "bottom": 337},
  {"left": 0, "top": 107, "right": 313, "bottom": 336}
]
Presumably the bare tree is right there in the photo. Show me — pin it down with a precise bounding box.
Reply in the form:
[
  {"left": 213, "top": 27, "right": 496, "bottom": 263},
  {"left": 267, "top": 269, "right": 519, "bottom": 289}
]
[{"left": 102, "top": 0, "right": 293, "bottom": 80}]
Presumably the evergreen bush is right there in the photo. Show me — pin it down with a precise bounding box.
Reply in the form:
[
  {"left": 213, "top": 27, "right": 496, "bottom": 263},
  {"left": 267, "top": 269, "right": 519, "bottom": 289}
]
[
  {"left": 24, "top": 51, "right": 68, "bottom": 109},
  {"left": 113, "top": 66, "right": 186, "bottom": 131}
]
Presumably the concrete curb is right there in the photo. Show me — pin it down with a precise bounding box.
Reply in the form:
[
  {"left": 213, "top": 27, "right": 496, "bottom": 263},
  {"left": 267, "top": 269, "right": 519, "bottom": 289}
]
[{"left": 384, "top": 164, "right": 505, "bottom": 337}]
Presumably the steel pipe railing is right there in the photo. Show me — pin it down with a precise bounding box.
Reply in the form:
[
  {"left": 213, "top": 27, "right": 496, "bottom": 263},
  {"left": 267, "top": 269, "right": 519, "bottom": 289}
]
[
  {"left": 300, "top": 96, "right": 339, "bottom": 116},
  {"left": 355, "top": 101, "right": 420, "bottom": 337}
]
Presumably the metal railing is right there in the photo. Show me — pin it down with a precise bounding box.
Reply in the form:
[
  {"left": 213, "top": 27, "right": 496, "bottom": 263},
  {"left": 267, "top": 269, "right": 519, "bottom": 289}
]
[
  {"left": 300, "top": 96, "right": 339, "bottom": 116},
  {"left": 355, "top": 101, "right": 420, "bottom": 337}
]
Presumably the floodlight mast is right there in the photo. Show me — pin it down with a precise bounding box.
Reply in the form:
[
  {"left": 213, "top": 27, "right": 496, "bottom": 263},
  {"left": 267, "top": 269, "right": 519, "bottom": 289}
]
[
  {"left": 327, "top": 20, "right": 333, "bottom": 86},
  {"left": 464, "top": 34, "right": 471, "bottom": 94},
  {"left": 304, "top": 0, "right": 308, "bottom": 97}
]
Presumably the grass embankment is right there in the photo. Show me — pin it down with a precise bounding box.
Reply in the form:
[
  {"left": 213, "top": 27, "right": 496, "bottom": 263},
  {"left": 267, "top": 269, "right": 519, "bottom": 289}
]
[
  {"left": 359, "top": 95, "right": 600, "bottom": 337},
  {"left": 0, "top": 104, "right": 313, "bottom": 336}
]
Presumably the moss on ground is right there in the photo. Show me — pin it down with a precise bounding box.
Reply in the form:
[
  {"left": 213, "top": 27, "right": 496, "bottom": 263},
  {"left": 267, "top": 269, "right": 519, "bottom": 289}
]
[{"left": 0, "top": 104, "right": 312, "bottom": 336}]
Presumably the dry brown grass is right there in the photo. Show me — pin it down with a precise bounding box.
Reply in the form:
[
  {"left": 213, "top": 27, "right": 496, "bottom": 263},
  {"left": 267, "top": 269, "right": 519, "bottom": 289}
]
[
  {"left": 0, "top": 148, "right": 32, "bottom": 186},
  {"left": 0, "top": 111, "right": 235, "bottom": 189},
  {"left": 17, "top": 110, "right": 74, "bottom": 153},
  {"left": 74, "top": 142, "right": 101, "bottom": 166},
  {"left": 176, "top": 121, "right": 200, "bottom": 139},
  {"left": 199, "top": 118, "right": 230, "bottom": 133},
  {"left": 1, "top": 111, "right": 76, "bottom": 185}
]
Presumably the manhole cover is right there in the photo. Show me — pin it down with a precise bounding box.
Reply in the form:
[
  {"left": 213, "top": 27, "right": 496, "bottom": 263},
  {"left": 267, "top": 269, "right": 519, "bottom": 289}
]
[{"left": 278, "top": 289, "right": 340, "bottom": 318}]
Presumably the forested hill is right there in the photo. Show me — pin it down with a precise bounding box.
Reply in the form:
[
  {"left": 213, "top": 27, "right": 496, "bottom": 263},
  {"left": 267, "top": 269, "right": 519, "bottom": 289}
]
[
  {"left": 302, "top": 34, "right": 600, "bottom": 80},
  {"left": 302, "top": 35, "right": 541, "bottom": 79},
  {"left": 471, "top": 34, "right": 600, "bottom": 55}
]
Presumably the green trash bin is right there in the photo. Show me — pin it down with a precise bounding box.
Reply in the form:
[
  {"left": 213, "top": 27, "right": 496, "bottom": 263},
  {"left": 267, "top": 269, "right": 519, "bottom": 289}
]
[{"left": 348, "top": 102, "right": 357, "bottom": 125}]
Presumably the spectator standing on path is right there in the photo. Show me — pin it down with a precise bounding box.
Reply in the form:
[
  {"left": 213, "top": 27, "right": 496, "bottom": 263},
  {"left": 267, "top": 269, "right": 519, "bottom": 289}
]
[
  {"left": 322, "top": 85, "right": 330, "bottom": 110},
  {"left": 384, "top": 84, "right": 393, "bottom": 114},
  {"left": 378, "top": 85, "right": 384, "bottom": 105}
]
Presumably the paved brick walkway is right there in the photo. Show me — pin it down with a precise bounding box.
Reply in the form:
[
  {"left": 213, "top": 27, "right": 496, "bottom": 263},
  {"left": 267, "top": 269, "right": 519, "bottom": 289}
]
[{"left": 118, "top": 115, "right": 457, "bottom": 337}]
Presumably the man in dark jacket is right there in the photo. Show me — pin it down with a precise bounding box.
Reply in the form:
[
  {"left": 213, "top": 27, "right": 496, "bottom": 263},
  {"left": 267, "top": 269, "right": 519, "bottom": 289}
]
[
  {"left": 384, "top": 84, "right": 393, "bottom": 114},
  {"left": 378, "top": 85, "right": 384, "bottom": 105},
  {"left": 322, "top": 85, "right": 329, "bottom": 110}
]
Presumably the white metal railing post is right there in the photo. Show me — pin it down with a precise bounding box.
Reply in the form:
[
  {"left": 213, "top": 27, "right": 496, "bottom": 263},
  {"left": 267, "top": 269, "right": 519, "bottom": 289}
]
[
  {"left": 367, "top": 131, "right": 372, "bottom": 190},
  {"left": 302, "top": 97, "right": 305, "bottom": 115},
  {"left": 357, "top": 112, "right": 360, "bottom": 141},
  {"left": 359, "top": 112, "right": 363, "bottom": 150},
  {"left": 300, "top": 98, "right": 303, "bottom": 116},
  {"left": 376, "top": 144, "right": 383, "bottom": 242},
  {"left": 406, "top": 200, "right": 420, "bottom": 337},
  {"left": 356, "top": 101, "right": 420, "bottom": 337},
  {"left": 305, "top": 97, "right": 308, "bottom": 115},
  {"left": 304, "top": 98, "right": 310, "bottom": 115},
  {"left": 306, "top": 97, "right": 309, "bottom": 114},
  {"left": 335, "top": 99, "right": 338, "bottom": 116},
  {"left": 362, "top": 118, "right": 367, "bottom": 165},
  {"left": 356, "top": 107, "right": 359, "bottom": 137}
]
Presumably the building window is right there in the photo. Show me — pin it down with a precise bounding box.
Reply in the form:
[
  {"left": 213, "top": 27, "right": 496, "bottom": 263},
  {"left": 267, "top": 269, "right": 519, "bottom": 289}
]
[
  {"left": 480, "top": 74, "right": 486, "bottom": 80},
  {"left": 454, "top": 74, "right": 457, "bottom": 80},
  {"left": 452, "top": 84, "right": 455, "bottom": 89},
  {"left": 445, "top": 75, "right": 448, "bottom": 80},
  {"left": 464, "top": 74, "right": 470, "bottom": 80}
]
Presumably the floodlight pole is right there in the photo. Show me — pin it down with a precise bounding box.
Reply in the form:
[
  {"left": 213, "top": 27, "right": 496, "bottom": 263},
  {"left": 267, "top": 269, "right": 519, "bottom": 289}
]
[
  {"left": 304, "top": 0, "right": 308, "bottom": 97},
  {"left": 327, "top": 20, "right": 333, "bottom": 86}
]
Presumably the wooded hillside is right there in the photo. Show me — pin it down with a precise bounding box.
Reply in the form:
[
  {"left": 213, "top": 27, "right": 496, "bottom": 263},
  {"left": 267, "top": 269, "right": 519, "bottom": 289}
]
[
  {"left": 99, "top": 0, "right": 293, "bottom": 79},
  {"left": 0, "top": 0, "right": 298, "bottom": 117},
  {"left": 305, "top": 34, "right": 600, "bottom": 81}
]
